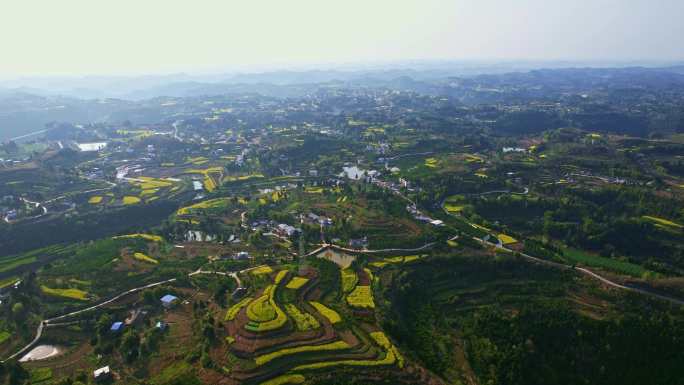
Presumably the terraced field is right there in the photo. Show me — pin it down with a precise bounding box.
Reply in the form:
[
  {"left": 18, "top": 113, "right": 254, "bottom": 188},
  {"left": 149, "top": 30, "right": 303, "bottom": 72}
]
[{"left": 220, "top": 263, "right": 404, "bottom": 384}]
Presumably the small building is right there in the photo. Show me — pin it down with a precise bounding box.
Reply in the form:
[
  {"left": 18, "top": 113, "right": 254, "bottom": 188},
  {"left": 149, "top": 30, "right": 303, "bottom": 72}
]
[
  {"left": 234, "top": 251, "right": 250, "bottom": 260},
  {"left": 110, "top": 322, "right": 124, "bottom": 333},
  {"left": 276, "top": 223, "right": 297, "bottom": 237},
  {"left": 155, "top": 321, "right": 167, "bottom": 331},
  {"left": 349, "top": 237, "right": 369, "bottom": 249},
  {"left": 93, "top": 366, "right": 112, "bottom": 381},
  {"left": 160, "top": 294, "right": 179, "bottom": 308}
]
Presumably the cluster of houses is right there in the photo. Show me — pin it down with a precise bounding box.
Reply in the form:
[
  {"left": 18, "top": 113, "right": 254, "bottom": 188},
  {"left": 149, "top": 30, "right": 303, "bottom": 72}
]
[
  {"left": 301, "top": 212, "right": 333, "bottom": 227},
  {"left": 109, "top": 295, "right": 178, "bottom": 333},
  {"left": 250, "top": 219, "right": 303, "bottom": 239},
  {"left": 97, "top": 294, "right": 179, "bottom": 381},
  {"left": 407, "top": 204, "right": 444, "bottom": 226},
  {"left": 221, "top": 251, "right": 251, "bottom": 261}
]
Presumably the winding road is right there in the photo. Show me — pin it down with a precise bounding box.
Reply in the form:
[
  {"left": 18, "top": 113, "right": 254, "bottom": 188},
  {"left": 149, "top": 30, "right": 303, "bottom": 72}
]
[{"left": 440, "top": 201, "right": 684, "bottom": 307}]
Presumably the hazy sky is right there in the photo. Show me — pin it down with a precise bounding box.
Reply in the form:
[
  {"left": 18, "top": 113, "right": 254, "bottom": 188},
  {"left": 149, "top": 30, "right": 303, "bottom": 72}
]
[{"left": 1, "top": 0, "right": 683, "bottom": 77}]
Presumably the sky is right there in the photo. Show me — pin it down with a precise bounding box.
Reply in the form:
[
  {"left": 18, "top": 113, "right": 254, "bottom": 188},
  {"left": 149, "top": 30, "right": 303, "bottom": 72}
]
[{"left": 1, "top": 0, "right": 683, "bottom": 77}]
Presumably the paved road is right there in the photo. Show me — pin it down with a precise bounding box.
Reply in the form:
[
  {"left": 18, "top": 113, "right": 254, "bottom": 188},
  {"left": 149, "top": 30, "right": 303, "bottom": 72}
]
[
  {"left": 4, "top": 198, "right": 48, "bottom": 224},
  {"left": 189, "top": 269, "right": 242, "bottom": 288},
  {"left": 384, "top": 151, "right": 434, "bottom": 161},
  {"left": 323, "top": 242, "right": 437, "bottom": 255},
  {"left": 9, "top": 129, "right": 48, "bottom": 142}
]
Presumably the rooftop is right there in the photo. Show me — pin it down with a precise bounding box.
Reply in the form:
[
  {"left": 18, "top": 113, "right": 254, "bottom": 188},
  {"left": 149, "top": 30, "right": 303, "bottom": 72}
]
[
  {"left": 110, "top": 322, "right": 123, "bottom": 331},
  {"left": 160, "top": 294, "right": 178, "bottom": 303}
]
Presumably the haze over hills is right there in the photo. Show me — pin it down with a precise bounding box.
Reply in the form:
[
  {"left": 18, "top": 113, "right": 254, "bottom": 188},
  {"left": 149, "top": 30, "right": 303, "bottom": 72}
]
[
  {"left": 2, "top": 62, "right": 684, "bottom": 142},
  {"left": 2, "top": 60, "right": 683, "bottom": 99}
]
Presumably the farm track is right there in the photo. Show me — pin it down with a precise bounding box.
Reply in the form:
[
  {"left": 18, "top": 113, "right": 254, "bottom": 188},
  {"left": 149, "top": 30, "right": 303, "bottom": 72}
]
[
  {"left": 323, "top": 242, "right": 437, "bottom": 255},
  {"left": 472, "top": 186, "right": 529, "bottom": 196}
]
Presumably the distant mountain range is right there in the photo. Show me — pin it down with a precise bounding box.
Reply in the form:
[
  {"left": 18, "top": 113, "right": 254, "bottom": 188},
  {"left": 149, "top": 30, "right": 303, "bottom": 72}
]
[
  {"left": 2, "top": 60, "right": 683, "bottom": 100},
  {"left": 2, "top": 63, "right": 684, "bottom": 142}
]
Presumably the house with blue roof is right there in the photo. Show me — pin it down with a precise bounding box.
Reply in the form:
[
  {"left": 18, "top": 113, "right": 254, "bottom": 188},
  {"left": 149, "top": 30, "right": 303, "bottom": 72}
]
[
  {"left": 110, "top": 321, "right": 124, "bottom": 333},
  {"left": 160, "top": 294, "right": 179, "bottom": 308}
]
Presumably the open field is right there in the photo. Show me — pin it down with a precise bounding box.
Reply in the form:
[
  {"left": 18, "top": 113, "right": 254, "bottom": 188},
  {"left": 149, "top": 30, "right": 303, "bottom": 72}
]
[
  {"left": 40, "top": 285, "right": 89, "bottom": 300},
  {"left": 113, "top": 233, "right": 164, "bottom": 243},
  {"left": 285, "top": 277, "right": 309, "bottom": 290},
  {"left": 225, "top": 297, "right": 253, "bottom": 321},
  {"left": 133, "top": 252, "right": 159, "bottom": 264},
  {"left": 346, "top": 285, "right": 374, "bottom": 309},
  {"left": 309, "top": 301, "right": 341, "bottom": 324},
  {"left": 122, "top": 196, "right": 141, "bottom": 205},
  {"left": 643, "top": 215, "right": 683, "bottom": 229}
]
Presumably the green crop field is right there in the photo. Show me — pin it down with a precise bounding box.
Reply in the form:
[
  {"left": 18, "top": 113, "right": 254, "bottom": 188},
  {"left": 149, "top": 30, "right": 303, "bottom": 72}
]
[
  {"left": 346, "top": 286, "right": 374, "bottom": 309},
  {"left": 309, "top": 301, "right": 341, "bottom": 324},
  {"left": 254, "top": 340, "right": 350, "bottom": 366},
  {"left": 561, "top": 248, "right": 649, "bottom": 277},
  {"left": 41, "top": 285, "right": 89, "bottom": 300},
  {"left": 285, "top": 304, "right": 320, "bottom": 331},
  {"left": 285, "top": 276, "right": 308, "bottom": 290},
  {"left": 340, "top": 268, "right": 358, "bottom": 293},
  {"left": 226, "top": 297, "right": 252, "bottom": 321}
]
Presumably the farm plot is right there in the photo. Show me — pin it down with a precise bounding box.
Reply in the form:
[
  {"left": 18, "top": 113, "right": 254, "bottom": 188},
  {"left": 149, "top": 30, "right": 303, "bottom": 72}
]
[
  {"left": 561, "top": 248, "right": 649, "bottom": 277},
  {"left": 41, "top": 285, "right": 89, "bottom": 301},
  {"left": 346, "top": 286, "right": 374, "bottom": 309}
]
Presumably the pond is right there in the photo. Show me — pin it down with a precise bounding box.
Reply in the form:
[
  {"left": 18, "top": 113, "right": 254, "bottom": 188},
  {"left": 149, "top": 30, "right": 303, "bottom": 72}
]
[
  {"left": 316, "top": 248, "right": 356, "bottom": 269},
  {"left": 19, "top": 344, "right": 64, "bottom": 362}
]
